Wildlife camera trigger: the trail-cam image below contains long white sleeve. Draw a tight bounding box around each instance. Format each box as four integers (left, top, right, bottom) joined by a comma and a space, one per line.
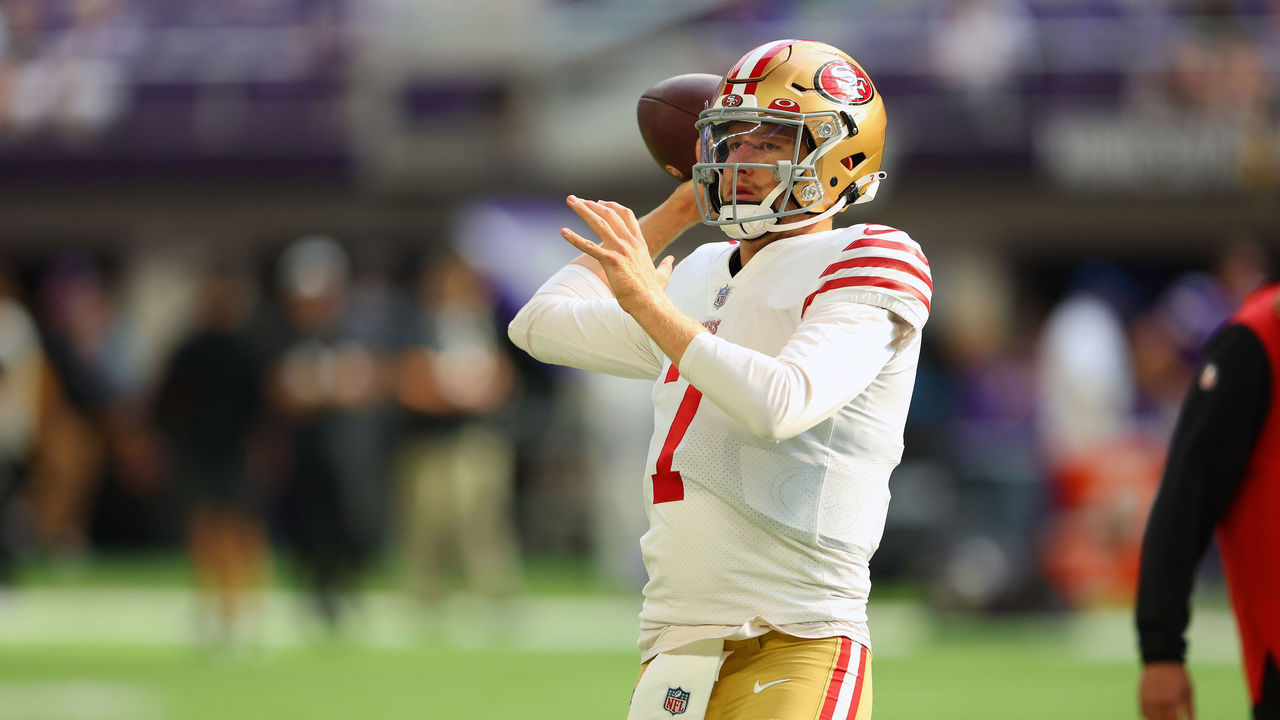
677, 301, 909, 442
508, 263, 664, 380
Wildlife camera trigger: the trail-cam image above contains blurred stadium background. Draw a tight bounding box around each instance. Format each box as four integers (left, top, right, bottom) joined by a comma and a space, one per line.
0, 0, 1275, 717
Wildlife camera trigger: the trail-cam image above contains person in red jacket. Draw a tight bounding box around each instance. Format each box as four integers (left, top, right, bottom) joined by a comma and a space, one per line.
1136, 283, 1280, 720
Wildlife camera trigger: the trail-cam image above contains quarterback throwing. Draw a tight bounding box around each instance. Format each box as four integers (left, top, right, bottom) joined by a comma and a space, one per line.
508, 39, 930, 720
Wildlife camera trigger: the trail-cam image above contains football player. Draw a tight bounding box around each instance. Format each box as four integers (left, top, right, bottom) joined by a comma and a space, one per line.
508, 39, 930, 720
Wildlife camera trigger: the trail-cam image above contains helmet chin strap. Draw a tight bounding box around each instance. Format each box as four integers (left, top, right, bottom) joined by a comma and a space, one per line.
716, 191, 850, 240
716, 170, 886, 240
717, 204, 774, 240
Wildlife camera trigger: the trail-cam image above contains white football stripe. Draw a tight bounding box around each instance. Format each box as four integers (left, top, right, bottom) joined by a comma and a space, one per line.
831, 648, 863, 719
823, 266, 933, 300
733, 40, 789, 80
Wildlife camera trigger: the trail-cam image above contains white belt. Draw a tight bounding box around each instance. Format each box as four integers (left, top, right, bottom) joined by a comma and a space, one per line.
627, 638, 731, 720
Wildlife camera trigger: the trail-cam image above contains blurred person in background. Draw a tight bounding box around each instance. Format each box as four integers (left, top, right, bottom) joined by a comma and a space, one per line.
153, 264, 268, 651
25, 252, 153, 558
927, 256, 1043, 612
1036, 263, 1139, 469
1036, 263, 1162, 607
0, 263, 41, 583
1128, 2, 1278, 195
391, 249, 521, 603
3, 0, 140, 144
266, 236, 391, 631
1136, 281, 1280, 720
1130, 237, 1268, 439
928, 0, 1036, 149
0, 0, 39, 136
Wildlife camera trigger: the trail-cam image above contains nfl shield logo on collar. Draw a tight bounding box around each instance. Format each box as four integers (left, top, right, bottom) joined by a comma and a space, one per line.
714, 284, 731, 309
664, 687, 690, 716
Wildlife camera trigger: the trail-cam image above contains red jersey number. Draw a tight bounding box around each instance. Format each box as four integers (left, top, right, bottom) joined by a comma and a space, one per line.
652, 367, 701, 504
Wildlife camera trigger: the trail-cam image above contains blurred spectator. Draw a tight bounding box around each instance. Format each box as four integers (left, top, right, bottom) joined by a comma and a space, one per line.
391, 249, 521, 602
1036, 263, 1138, 466
1132, 237, 1269, 439
4, 0, 141, 144
153, 265, 268, 650
25, 253, 145, 557
929, 0, 1036, 148
1157, 30, 1271, 120
1128, 10, 1279, 193
0, 264, 41, 582
1036, 263, 1162, 607
265, 236, 392, 630
930, 255, 1043, 610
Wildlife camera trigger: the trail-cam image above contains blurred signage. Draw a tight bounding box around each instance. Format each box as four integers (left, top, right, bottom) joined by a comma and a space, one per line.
1037, 114, 1279, 196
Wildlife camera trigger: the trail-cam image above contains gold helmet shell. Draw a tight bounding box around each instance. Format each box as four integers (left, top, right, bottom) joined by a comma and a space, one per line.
694, 40, 888, 239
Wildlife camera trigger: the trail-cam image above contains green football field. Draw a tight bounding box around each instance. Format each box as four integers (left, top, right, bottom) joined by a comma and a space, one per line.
0, 556, 1250, 719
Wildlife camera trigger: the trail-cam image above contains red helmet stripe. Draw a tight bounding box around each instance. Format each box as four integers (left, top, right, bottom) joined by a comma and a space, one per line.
725, 56, 750, 79
729, 39, 797, 96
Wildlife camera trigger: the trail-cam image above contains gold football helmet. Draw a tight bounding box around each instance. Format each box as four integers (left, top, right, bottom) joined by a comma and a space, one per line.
693, 39, 888, 240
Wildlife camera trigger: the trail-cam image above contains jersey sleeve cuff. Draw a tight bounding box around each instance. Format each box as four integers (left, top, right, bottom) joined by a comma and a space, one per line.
1139, 638, 1187, 664
677, 331, 717, 382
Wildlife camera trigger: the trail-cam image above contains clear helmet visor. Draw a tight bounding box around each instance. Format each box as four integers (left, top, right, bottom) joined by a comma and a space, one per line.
692, 110, 834, 231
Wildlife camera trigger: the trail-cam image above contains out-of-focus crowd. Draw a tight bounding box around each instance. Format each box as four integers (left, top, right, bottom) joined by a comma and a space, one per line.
0, 231, 1272, 632
0, 0, 345, 153
896, 236, 1273, 613
1, 0, 1277, 188
0, 237, 530, 645
0, 0, 1275, 655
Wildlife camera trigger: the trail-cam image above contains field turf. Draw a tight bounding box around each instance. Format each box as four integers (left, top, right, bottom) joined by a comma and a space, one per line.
0, 555, 1249, 719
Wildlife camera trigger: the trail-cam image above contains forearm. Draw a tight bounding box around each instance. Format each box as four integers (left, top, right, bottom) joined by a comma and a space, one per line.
675, 304, 905, 442
640, 182, 701, 258
623, 290, 707, 368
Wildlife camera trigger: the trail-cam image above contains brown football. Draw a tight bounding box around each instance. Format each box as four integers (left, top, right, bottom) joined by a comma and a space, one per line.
636, 73, 722, 181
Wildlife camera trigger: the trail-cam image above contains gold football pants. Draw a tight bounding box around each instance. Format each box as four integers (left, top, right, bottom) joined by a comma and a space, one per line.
636, 632, 872, 720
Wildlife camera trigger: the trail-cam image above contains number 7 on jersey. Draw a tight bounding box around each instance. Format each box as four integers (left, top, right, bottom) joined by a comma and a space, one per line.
652, 365, 701, 504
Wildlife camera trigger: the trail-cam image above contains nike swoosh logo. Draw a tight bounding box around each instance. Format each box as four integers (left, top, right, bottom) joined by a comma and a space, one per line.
753, 678, 792, 694
863, 225, 897, 235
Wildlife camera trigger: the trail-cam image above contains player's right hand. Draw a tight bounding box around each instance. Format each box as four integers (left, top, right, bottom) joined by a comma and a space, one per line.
562, 196, 671, 314
1139, 662, 1195, 720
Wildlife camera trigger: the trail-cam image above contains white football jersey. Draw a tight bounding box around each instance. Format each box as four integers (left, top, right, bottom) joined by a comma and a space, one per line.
508, 222, 931, 659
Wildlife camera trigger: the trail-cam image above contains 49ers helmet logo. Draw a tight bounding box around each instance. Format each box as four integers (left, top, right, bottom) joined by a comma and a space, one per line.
813, 60, 873, 105
721, 94, 744, 107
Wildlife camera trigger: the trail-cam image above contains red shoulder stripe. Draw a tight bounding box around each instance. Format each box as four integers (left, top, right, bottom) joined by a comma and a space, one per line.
820, 257, 933, 291
841, 237, 929, 267
802, 276, 931, 316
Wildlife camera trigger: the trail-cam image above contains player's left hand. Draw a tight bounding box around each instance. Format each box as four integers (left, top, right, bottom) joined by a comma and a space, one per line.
562, 195, 675, 314
1139, 662, 1195, 720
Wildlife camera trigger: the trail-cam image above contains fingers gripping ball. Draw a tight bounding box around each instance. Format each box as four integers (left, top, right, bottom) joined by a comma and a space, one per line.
636, 73, 721, 181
